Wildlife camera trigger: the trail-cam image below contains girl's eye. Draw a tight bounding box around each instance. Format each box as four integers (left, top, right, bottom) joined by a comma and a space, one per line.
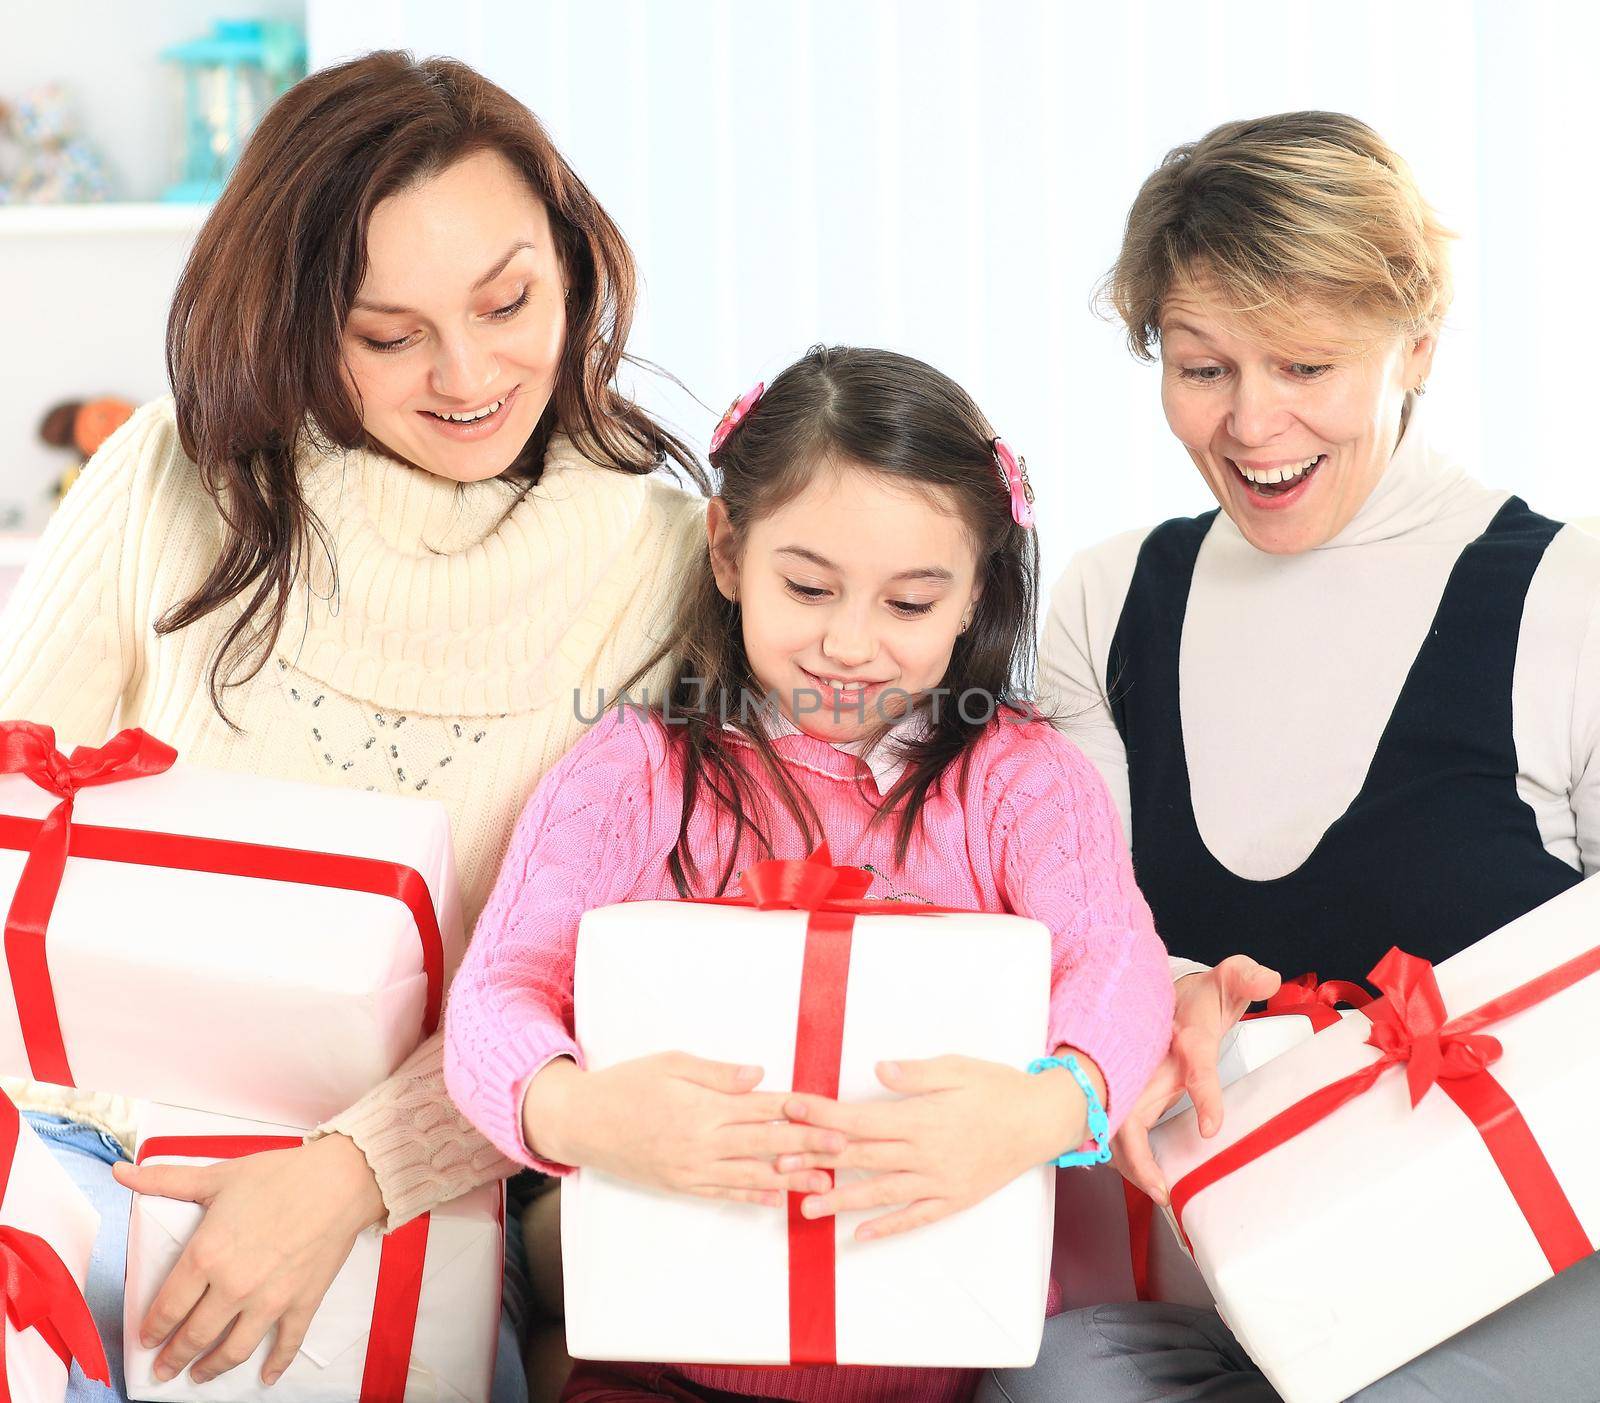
487, 288, 530, 320
1178, 364, 1227, 383
1288, 362, 1332, 379
784, 580, 829, 602
889, 600, 936, 618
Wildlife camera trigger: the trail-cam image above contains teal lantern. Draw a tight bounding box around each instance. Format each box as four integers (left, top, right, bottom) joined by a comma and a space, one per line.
162, 19, 306, 204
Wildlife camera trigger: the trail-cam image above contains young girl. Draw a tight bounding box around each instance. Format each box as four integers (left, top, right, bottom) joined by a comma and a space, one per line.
443, 346, 1175, 1403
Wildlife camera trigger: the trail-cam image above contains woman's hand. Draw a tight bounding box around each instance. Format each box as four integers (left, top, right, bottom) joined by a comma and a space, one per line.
779, 1054, 1089, 1241
522, 1052, 843, 1205
1113, 954, 1281, 1204
110, 1133, 385, 1387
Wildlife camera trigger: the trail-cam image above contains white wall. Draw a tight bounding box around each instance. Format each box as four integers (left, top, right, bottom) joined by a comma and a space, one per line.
309, 0, 1600, 591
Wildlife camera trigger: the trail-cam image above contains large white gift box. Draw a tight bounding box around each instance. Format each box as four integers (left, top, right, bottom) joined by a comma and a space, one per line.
0, 724, 463, 1127
124, 1105, 503, 1403
0, 1091, 105, 1401
1053, 993, 1365, 1311
562, 863, 1056, 1368
1149, 878, 1600, 1403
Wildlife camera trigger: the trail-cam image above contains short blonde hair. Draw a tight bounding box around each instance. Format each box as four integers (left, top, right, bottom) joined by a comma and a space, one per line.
1105, 111, 1453, 359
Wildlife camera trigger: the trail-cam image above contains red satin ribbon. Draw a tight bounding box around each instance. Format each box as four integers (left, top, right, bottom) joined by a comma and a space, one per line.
136, 1134, 431, 1403
0, 721, 446, 1087
0, 1093, 110, 1397
1169, 945, 1599, 1275
1242, 972, 1374, 1033
684, 845, 957, 1365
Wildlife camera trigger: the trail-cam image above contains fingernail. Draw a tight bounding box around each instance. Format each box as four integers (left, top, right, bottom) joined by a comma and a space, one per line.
153, 1365, 173, 1382
785, 1099, 807, 1120
857, 1225, 876, 1241
1201, 1116, 1216, 1135
778, 1155, 800, 1172
879, 1060, 901, 1078
740, 1065, 761, 1080
191, 1374, 209, 1386
801, 1196, 821, 1218
263, 1372, 279, 1387
140, 1333, 157, 1350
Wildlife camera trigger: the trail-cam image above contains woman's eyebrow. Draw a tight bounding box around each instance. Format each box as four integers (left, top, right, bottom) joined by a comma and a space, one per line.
352, 241, 537, 315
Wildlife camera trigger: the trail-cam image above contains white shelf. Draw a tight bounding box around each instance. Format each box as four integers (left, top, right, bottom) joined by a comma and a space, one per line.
0, 203, 210, 237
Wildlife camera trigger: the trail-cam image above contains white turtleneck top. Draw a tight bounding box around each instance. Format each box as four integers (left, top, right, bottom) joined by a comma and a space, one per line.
1041, 400, 1600, 975
0, 397, 707, 1225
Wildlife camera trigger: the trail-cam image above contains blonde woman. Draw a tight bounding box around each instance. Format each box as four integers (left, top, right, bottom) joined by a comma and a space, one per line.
999, 112, 1600, 1400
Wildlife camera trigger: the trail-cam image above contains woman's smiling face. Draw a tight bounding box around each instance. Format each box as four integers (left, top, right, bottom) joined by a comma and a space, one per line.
341, 148, 568, 483
1158, 281, 1434, 554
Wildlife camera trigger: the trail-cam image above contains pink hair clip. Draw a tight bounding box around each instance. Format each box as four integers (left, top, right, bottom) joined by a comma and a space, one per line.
993, 437, 1035, 529
710, 381, 766, 453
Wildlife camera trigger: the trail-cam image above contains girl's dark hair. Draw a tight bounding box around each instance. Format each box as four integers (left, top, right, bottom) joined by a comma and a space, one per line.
630, 344, 1039, 896
161, 50, 707, 719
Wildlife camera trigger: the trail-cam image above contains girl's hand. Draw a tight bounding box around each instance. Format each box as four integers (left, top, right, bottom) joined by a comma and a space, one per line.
779, 1055, 1089, 1241
110, 1133, 384, 1387
1113, 954, 1281, 1204
523, 1052, 843, 1205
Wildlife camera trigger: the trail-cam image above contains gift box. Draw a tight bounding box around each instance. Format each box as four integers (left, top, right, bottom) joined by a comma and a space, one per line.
124, 1105, 503, 1403
1053, 981, 1368, 1312
1148, 880, 1600, 1403
0, 1090, 108, 1401
0, 723, 463, 1127
561, 847, 1056, 1368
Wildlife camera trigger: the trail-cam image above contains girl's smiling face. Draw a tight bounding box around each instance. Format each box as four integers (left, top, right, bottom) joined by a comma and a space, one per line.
708, 461, 983, 742
341, 148, 568, 483
1159, 280, 1434, 554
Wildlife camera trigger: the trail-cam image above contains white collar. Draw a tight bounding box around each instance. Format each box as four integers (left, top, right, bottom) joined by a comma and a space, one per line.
743, 708, 928, 797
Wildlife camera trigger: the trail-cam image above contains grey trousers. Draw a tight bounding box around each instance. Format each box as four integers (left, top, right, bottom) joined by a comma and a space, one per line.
978, 1250, 1600, 1403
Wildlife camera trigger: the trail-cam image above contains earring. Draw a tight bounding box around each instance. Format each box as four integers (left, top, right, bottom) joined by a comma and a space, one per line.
1414, 380, 1428, 397
959, 611, 973, 634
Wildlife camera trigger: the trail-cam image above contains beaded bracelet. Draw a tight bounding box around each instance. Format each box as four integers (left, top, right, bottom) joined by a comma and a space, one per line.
1027, 1054, 1112, 1168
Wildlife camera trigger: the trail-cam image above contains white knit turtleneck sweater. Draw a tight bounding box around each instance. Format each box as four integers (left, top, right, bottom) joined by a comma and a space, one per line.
0, 398, 707, 1226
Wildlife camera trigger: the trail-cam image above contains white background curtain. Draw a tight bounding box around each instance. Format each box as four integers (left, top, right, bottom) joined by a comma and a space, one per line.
302, 0, 1600, 586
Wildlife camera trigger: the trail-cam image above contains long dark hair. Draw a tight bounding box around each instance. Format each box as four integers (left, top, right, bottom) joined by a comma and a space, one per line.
161, 50, 707, 720
629, 345, 1039, 896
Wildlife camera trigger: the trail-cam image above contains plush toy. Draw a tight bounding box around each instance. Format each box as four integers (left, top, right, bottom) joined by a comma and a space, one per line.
38, 396, 135, 499
0, 84, 111, 205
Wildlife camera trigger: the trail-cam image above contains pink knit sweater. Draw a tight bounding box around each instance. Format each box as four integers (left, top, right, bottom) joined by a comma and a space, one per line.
445, 708, 1173, 1403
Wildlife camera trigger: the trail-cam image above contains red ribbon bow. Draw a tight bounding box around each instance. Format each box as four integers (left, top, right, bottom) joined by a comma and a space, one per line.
0, 725, 176, 1086
0, 1225, 110, 1399
1251, 972, 1373, 1033
1169, 944, 1599, 1276
738, 843, 872, 911
0, 1094, 108, 1398
1362, 949, 1504, 1106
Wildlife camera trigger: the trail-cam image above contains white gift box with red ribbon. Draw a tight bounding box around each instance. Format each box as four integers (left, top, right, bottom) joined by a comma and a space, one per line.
1149, 878, 1600, 1403
123, 1105, 502, 1403
561, 850, 1056, 1368
0, 1091, 107, 1403
1051, 1003, 1349, 1310
0, 723, 463, 1128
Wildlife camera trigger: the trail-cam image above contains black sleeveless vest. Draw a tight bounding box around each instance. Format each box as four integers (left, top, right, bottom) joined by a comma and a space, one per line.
1107, 497, 1582, 979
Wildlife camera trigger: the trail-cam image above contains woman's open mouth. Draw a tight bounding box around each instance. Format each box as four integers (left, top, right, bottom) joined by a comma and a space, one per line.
1231, 453, 1326, 504
418, 386, 518, 440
